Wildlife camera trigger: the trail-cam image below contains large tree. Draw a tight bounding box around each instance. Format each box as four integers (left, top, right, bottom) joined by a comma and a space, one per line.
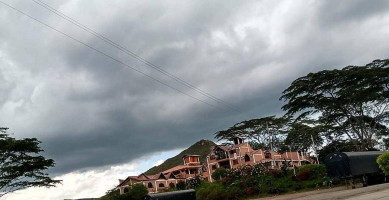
280, 59, 389, 150
215, 116, 290, 151
0, 127, 61, 197
284, 121, 324, 151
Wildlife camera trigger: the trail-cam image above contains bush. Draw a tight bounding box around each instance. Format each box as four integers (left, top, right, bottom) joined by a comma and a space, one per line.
212, 167, 228, 181
296, 164, 326, 181
176, 180, 186, 190
296, 167, 313, 181
239, 164, 266, 177
187, 176, 202, 189
100, 184, 148, 200
196, 182, 242, 200
377, 151, 389, 175
128, 184, 148, 200
100, 188, 121, 200
270, 170, 284, 178
198, 164, 329, 199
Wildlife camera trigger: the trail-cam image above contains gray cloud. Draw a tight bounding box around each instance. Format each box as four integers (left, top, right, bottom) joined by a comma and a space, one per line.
1, 0, 389, 175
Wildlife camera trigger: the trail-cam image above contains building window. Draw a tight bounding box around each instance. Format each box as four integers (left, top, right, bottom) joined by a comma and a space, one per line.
124, 187, 129, 193
244, 154, 250, 162
159, 183, 165, 187
148, 182, 153, 188
265, 152, 271, 159
212, 165, 217, 170
169, 182, 175, 188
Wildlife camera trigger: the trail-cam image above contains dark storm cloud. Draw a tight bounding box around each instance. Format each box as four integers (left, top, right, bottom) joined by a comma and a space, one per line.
316, 0, 389, 26
1, 0, 389, 174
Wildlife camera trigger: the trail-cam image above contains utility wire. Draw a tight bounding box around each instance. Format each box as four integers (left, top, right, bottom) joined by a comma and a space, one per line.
0, 0, 228, 110
31, 0, 246, 115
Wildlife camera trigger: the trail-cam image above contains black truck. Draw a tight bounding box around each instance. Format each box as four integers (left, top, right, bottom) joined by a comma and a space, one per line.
325, 151, 386, 187
142, 189, 196, 200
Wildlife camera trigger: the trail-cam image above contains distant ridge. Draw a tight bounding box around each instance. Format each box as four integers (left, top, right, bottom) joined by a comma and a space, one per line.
144, 139, 216, 175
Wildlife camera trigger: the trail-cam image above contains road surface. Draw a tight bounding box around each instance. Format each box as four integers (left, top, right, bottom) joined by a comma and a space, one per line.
253, 183, 389, 200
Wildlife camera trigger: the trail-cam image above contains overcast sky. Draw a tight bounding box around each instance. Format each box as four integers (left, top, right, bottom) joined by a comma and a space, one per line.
1, 0, 389, 199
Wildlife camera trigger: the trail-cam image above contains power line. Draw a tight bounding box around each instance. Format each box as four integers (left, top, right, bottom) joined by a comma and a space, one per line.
30, 0, 246, 114
0, 0, 228, 111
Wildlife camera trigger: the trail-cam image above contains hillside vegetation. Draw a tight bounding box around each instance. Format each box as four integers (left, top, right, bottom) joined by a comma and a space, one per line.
144, 139, 215, 175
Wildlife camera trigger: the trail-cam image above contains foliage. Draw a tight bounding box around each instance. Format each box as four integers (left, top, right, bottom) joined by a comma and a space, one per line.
239, 164, 266, 177
296, 164, 326, 181
196, 182, 240, 200
280, 59, 389, 150
211, 167, 227, 181
0, 127, 61, 197
248, 141, 265, 150
377, 151, 389, 175
100, 188, 121, 200
186, 176, 202, 189
285, 122, 324, 151
176, 180, 186, 190
197, 164, 330, 200
215, 116, 291, 151
144, 140, 215, 175
169, 182, 175, 189
129, 184, 148, 199
100, 184, 148, 200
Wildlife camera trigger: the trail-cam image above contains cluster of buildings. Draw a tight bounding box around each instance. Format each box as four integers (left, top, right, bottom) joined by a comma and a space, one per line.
118, 137, 315, 194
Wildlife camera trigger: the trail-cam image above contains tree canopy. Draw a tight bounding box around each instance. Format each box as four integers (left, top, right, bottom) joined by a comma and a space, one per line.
215, 116, 290, 151
284, 122, 323, 151
0, 127, 61, 197
280, 59, 389, 150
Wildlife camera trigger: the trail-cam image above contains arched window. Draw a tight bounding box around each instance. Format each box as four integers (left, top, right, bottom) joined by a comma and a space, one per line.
244, 154, 250, 162
124, 187, 129, 193
158, 183, 165, 187
265, 151, 271, 159
169, 182, 175, 188
148, 182, 153, 188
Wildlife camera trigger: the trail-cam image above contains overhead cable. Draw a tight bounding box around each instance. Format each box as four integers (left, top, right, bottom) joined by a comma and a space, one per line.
0, 0, 228, 110
31, 0, 246, 114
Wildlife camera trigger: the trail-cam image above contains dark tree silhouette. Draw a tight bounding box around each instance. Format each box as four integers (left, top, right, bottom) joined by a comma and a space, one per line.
0, 127, 61, 197
280, 59, 389, 150
215, 116, 291, 151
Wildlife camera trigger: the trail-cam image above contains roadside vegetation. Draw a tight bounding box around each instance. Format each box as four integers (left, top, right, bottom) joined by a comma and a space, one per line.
196, 164, 329, 200
377, 151, 389, 175
100, 184, 148, 200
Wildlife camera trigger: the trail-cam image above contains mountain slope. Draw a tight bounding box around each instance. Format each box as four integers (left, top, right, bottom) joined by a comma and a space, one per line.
144, 139, 216, 175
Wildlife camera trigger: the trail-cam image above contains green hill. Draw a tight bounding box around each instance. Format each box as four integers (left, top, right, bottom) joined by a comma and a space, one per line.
144, 139, 216, 175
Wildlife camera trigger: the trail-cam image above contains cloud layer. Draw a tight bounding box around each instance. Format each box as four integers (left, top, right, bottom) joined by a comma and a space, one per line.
2, 149, 181, 199
1, 0, 389, 177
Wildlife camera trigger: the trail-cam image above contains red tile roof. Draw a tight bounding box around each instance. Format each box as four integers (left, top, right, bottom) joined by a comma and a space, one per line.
162, 165, 201, 174
216, 145, 231, 151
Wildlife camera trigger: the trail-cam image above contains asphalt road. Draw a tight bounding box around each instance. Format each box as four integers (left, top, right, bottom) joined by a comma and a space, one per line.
254, 183, 389, 200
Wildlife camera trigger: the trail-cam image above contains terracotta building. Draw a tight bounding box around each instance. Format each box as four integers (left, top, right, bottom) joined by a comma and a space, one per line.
118, 155, 203, 194
205, 137, 315, 182
118, 138, 316, 193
